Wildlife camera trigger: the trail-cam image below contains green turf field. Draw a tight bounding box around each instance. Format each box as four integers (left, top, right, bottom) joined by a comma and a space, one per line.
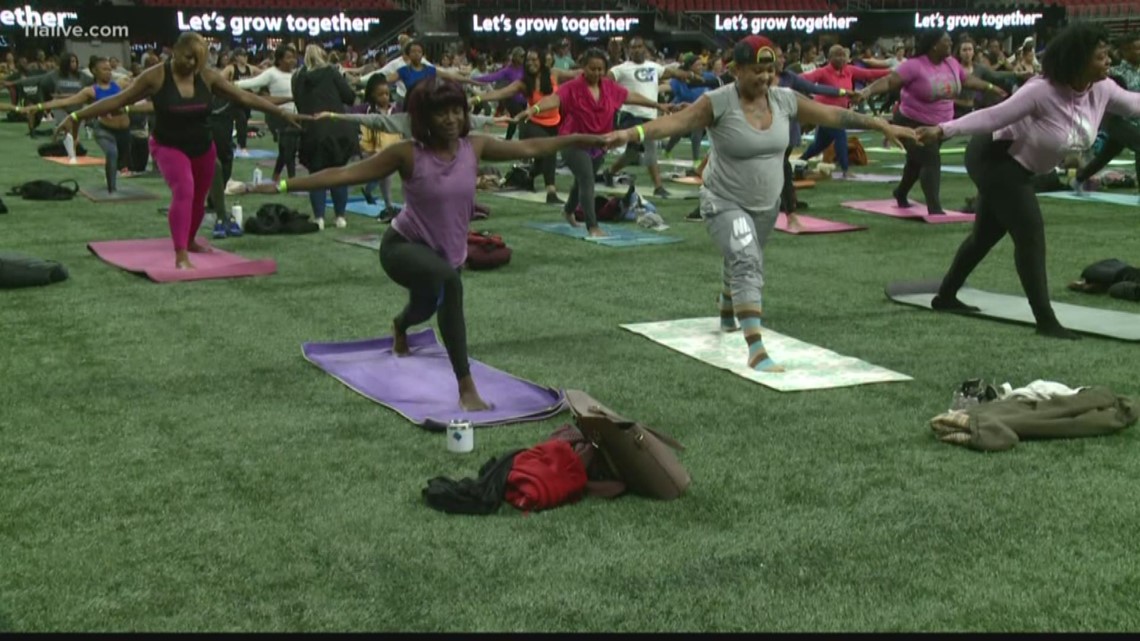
2, 108, 1139, 632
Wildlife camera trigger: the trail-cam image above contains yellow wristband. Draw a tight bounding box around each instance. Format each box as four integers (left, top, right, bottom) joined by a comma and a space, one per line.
532, 105, 541, 114
839, 89, 847, 96
124, 106, 131, 114
37, 103, 43, 111
278, 179, 288, 193
636, 125, 646, 143
70, 112, 79, 122
330, 113, 337, 120
987, 83, 994, 91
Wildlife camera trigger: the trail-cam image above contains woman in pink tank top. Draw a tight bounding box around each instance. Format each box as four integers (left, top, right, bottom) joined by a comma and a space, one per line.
256, 78, 603, 411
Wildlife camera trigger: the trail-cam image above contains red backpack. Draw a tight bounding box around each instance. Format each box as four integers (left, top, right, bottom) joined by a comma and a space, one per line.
465, 231, 511, 270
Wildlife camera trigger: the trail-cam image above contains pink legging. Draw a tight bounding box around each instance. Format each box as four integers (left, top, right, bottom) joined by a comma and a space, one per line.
150, 138, 217, 251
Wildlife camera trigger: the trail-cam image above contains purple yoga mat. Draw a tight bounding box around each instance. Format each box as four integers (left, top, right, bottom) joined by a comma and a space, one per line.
776, 213, 866, 235
842, 200, 974, 224
87, 238, 277, 282
834, 173, 901, 183
302, 328, 567, 431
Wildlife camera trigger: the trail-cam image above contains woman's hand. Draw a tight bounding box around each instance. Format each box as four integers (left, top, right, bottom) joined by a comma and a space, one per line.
314, 111, 336, 120
511, 109, 532, 124
282, 112, 308, 128
601, 128, 638, 149
53, 116, 74, 138
914, 126, 943, 146
247, 182, 278, 194
987, 83, 1009, 98
880, 123, 919, 148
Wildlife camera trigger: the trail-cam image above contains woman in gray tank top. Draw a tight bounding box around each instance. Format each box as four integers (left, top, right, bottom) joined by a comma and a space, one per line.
604, 35, 918, 373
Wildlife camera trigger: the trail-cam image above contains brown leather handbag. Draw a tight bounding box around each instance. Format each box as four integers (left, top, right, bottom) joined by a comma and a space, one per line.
566, 390, 690, 500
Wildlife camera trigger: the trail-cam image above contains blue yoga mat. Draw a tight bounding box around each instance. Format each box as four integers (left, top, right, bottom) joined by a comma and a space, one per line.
1039, 191, 1139, 207
345, 201, 403, 218
526, 221, 682, 247
885, 163, 969, 175
237, 149, 278, 159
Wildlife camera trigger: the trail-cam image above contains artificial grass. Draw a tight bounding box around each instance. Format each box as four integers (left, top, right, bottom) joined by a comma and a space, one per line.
1, 110, 1139, 632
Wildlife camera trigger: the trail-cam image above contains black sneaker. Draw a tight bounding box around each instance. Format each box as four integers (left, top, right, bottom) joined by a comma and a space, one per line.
685, 208, 702, 222
654, 186, 671, 199
361, 188, 376, 205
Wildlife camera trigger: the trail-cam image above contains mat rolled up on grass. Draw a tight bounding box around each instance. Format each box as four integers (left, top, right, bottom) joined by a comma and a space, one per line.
776, 213, 866, 235
234, 149, 277, 159
302, 328, 567, 430
43, 156, 104, 167
345, 200, 404, 218
1038, 191, 1139, 208
885, 280, 1140, 341
843, 200, 974, 223
832, 173, 901, 183
87, 238, 277, 283
526, 221, 682, 247
80, 184, 157, 203
620, 318, 912, 392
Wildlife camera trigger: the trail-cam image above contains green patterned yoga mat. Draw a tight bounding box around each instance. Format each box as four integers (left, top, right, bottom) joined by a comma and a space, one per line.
620, 318, 912, 392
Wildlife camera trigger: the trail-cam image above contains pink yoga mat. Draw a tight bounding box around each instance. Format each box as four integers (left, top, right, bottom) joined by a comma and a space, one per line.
842, 200, 974, 224
87, 238, 277, 283
776, 213, 866, 235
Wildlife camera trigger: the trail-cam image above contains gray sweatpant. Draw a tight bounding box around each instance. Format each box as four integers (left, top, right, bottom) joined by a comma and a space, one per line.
699, 191, 779, 307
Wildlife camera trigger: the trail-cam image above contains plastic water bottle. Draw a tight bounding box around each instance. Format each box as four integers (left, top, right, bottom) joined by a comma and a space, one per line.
252, 167, 263, 184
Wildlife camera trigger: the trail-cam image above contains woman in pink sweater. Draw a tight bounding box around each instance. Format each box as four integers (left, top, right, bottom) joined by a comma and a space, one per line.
916, 23, 1140, 340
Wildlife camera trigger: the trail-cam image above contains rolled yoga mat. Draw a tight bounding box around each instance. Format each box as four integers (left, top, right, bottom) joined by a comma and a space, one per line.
831, 173, 901, 183
885, 280, 1140, 341
487, 190, 562, 206
87, 237, 277, 283
884, 163, 969, 175
302, 328, 568, 430
620, 317, 912, 392
843, 199, 974, 223
526, 221, 682, 247
343, 198, 402, 218
776, 213, 866, 235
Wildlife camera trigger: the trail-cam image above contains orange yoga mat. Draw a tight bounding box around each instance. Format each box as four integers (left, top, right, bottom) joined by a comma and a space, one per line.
43, 155, 104, 167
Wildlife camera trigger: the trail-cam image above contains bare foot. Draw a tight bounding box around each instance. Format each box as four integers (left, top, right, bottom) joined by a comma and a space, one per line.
588, 227, 607, 238
460, 390, 492, 412
174, 250, 194, 270
392, 321, 410, 356
188, 240, 213, 254
458, 375, 492, 411
563, 211, 580, 227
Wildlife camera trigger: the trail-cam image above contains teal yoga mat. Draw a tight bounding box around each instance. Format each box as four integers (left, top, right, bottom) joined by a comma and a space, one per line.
884, 163, 969, 175
886, 281, 1140, 341
525, 222, 682, 247
1039, 191, 1139, 208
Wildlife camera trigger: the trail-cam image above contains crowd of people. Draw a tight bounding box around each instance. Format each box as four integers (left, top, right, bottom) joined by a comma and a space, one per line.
1, 23, 1138, 408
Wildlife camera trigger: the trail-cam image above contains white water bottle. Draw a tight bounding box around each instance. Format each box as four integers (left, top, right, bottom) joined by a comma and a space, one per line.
63, 132, 77, 164
252, 167, 263, 184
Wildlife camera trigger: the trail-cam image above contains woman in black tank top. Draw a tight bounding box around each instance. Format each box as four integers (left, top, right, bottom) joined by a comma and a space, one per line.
65, 32, 305, 270
226, 49, 253, 152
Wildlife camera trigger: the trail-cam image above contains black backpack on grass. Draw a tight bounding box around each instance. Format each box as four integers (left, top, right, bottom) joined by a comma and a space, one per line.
7, 180, 80, 201
37, 141, 88, 157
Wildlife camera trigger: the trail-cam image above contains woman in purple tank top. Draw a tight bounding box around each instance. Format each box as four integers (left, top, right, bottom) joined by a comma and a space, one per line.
63, 33, 304, 270
256, 78, 603, 411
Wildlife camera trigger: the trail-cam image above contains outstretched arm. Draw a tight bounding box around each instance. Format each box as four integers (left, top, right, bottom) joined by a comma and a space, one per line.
32, 86, 94, 112
609, 95, 713, 146
261, 142, 412, 192
962, 74, 1008, 98
795, 94, 917, 147
859, 71, 903, 99
69, 67, 158, 121
624, 91, 669, 113
320, 111, 411, 136
204, 69, 300, 125
471, 79, 525, 105
474, 133, 603, 162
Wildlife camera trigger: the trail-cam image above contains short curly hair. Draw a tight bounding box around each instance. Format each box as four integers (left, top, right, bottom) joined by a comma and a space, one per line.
1042, 22, 1109, 87
405, 77, 470, 144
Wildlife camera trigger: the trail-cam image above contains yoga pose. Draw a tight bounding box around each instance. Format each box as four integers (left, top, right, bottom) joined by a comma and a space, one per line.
515, 48, 674, 237
916, 23, 1140, 339
605, 37, 700, 199
354, 74, 402, 219
18, 58, 144, 193
222, 48, 254, 156
62, 33, 303, 269
472, 48, 582, 204
235, 45, 300, 182
797, 45, 890, 178
860, 29, 1007, 215
1073, 32, 1140, 201
605, 36, 916, 371
258, 78, 603, 410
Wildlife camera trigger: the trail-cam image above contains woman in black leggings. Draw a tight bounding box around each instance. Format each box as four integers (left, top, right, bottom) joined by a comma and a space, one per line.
916, 23, 1140, 339
472, 48, 581, 205
255, 78, 602, 410
860, 29, 1006, 215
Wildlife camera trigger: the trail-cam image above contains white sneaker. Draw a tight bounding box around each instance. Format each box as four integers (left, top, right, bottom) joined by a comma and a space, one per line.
316, 218, 325, 231
335, 216, 347, 229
